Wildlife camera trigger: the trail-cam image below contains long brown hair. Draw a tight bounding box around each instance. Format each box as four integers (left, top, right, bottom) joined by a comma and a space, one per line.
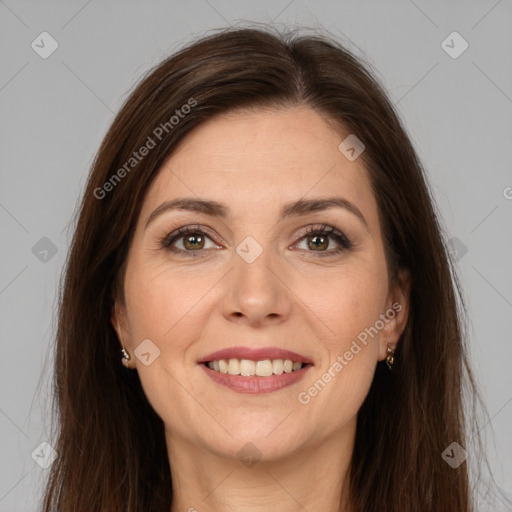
42, 25, 491, 511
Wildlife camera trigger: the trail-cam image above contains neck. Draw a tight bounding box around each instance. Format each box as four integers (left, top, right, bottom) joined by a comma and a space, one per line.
166, 419, 355, 512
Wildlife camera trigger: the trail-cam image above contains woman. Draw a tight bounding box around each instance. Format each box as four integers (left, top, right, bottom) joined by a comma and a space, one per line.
42, 26, 489, 511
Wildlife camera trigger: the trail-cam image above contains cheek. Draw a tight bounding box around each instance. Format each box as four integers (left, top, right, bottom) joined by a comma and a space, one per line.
122, 261, 214, 431
296, 258, 387, 418
320, 285, 381, 390
124, 257, 215, 344
312, 261, 389, 351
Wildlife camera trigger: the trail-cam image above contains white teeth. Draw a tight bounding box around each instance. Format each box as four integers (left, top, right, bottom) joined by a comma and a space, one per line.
228, 358, 240, 375
219, 359, 228, 374
256, 360, 273, 377
272, 359, 284, 374
206, 358, 304, 376
240, 359, 255, 376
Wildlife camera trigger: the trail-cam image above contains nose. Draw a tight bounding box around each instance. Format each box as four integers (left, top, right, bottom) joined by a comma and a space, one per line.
220, 243, 292, 327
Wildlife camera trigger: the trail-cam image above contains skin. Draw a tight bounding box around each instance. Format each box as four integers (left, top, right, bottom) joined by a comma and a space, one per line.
112, 105, 409, 512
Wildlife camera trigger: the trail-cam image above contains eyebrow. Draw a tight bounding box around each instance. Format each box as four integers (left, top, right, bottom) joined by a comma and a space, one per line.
145, 196, 369, 230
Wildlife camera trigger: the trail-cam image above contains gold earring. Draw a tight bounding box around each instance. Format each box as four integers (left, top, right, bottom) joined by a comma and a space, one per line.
117, 320, 132, 369
121, 347, 131, 368
386, 343, 395, 371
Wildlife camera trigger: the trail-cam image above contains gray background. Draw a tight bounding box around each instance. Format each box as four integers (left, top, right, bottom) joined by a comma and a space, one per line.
1, 1, 511, 510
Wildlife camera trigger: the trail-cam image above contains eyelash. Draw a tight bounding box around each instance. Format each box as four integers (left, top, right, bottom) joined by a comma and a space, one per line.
159, 223, 352, 258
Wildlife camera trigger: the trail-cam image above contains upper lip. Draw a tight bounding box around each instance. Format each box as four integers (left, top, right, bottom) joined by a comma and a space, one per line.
197, 346, 313, 365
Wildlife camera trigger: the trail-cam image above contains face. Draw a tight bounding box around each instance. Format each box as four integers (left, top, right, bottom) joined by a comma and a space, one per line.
112, 105, 409, 461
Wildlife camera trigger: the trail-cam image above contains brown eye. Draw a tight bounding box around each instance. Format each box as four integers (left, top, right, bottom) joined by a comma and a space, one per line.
306, 234, 329, 251
181, 232, 205, 250
161, 225, 219, 256
295, 225, 352, 257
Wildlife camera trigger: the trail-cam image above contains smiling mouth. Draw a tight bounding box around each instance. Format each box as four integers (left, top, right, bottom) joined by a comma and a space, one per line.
203, 358, 310, 377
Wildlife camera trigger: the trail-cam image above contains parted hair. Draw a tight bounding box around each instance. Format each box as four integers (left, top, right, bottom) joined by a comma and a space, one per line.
42, 25, 488, 511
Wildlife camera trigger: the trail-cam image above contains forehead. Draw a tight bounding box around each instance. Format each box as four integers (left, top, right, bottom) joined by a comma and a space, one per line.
139, 106, 376, 223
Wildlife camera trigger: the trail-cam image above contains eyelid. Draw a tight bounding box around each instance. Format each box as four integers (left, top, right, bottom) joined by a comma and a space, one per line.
292, 223, 352, 252
159, 222, 352, 256
160, 224, 221, 248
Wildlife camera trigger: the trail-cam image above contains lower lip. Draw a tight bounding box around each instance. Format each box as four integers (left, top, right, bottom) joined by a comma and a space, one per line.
200, 363, 312, 394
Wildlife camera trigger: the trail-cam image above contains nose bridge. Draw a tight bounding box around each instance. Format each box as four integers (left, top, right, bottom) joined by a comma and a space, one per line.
223, 233, 290, 323
234, 233, 277, 298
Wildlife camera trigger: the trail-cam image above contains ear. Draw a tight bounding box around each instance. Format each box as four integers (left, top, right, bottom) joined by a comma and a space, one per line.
378, 268, 410, 361
111, 300, 134, 368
